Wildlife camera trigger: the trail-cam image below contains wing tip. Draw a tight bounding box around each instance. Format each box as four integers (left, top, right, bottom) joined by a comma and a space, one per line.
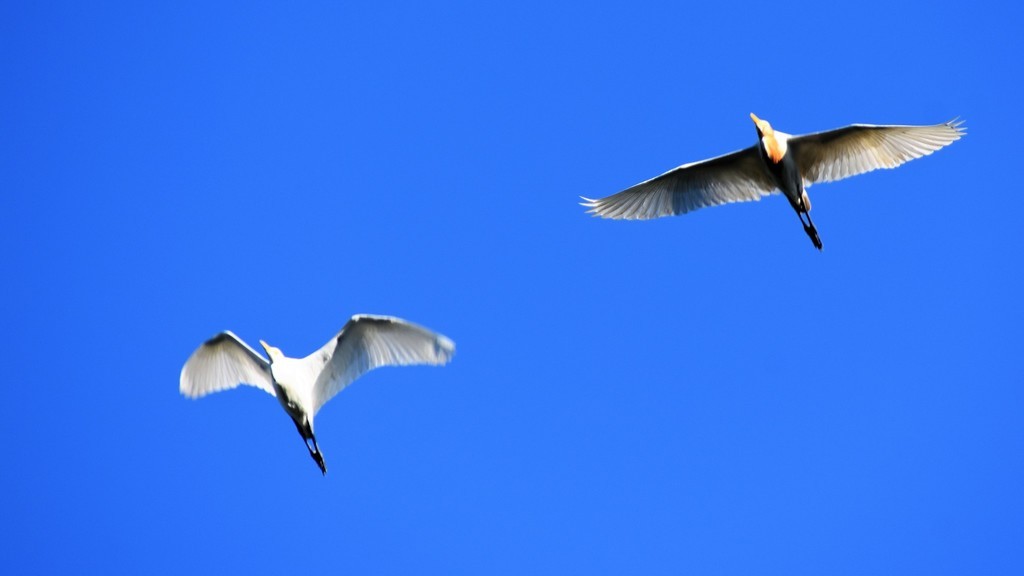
579, 195, 644, 220
179, 351, 201, 398
579, 196, 607, 218
178, 372, 201, 399
434, 334, 456, 363
946, 117, 967, 136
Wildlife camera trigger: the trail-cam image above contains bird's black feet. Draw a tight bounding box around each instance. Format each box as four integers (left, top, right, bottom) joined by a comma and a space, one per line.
804, 223, 823, 251
291, 414, 329, 476
303, 435, 328, 475
796, 209, 823, 251
311, 450, 327, 475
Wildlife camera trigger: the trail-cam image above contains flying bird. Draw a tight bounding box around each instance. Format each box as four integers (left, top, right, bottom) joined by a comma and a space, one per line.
582, 114, 965, 250
180, 314, 455, 475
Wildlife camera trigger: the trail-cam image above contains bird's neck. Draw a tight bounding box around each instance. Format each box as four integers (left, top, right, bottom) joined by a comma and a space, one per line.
762, 131, 788, 163
270, 356, 317, 411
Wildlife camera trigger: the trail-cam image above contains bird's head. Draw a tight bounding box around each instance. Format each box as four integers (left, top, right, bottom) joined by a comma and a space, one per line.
751, 113, 786, 163
750, 113, 773, 138
259, 340, 284, 363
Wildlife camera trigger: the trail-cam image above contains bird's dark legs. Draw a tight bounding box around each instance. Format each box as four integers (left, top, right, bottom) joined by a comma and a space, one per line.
795, 209, 823, 251
291, 417, 328, 475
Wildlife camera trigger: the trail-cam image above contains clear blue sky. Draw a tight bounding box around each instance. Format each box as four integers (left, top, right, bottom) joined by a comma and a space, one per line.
2, 1, 1021, 574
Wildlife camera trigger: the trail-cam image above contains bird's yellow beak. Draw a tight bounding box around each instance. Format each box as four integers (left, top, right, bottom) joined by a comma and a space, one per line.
750, 112, 771, 134
260, 340, 283, 362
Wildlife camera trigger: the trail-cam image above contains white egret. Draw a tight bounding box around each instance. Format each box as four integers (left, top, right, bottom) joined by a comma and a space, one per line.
180, 314, 455, 475
582, 114, 965, 250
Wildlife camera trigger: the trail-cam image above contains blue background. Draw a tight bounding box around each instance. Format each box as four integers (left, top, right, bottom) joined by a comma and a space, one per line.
2, 1, 1021, 574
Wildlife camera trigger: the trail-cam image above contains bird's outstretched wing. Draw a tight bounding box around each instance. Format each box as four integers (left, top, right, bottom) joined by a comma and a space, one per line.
180, 331, 275, 398
581, 146, 777, 220
790, 119, 965, 185
306, 315, 455, 414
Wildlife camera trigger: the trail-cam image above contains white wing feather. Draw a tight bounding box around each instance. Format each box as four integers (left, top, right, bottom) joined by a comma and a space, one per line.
180, 331, 275, 398
306, 315, 455, 414
581, 146, 777, 220
791, 119, 965, 185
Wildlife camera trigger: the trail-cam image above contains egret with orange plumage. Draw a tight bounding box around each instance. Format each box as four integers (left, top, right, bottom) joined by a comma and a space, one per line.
582, 114, 965, 250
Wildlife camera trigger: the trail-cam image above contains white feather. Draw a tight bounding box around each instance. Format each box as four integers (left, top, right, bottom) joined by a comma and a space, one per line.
179, 331, 274, 398
306, 315, 456, 415
790, 119, 965, 184
581, 146, 778, 220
